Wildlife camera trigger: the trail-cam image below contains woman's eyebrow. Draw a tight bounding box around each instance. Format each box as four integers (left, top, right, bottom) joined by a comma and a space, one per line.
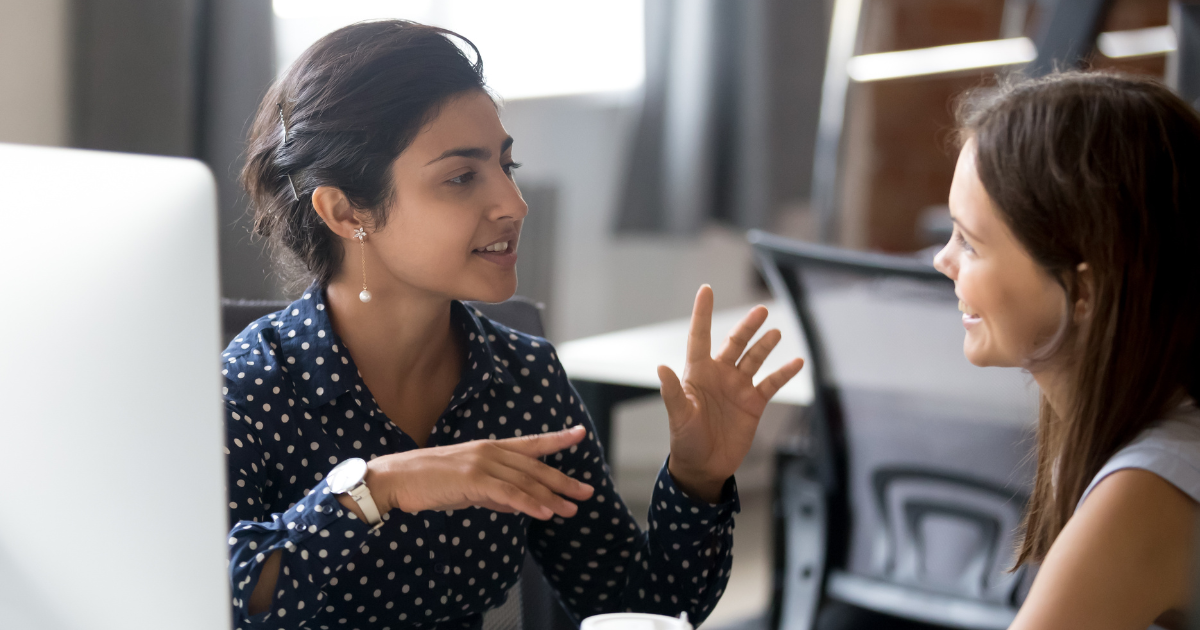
425, 136, 514, 166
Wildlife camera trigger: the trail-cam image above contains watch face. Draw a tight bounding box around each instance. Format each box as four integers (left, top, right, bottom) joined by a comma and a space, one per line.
326, 457, 367, 494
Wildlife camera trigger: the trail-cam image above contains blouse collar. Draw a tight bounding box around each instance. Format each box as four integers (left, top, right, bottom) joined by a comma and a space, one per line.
271, 283, 508, 411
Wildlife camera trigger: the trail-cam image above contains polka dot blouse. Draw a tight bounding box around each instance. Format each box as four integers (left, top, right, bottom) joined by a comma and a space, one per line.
222, 285, 740, 629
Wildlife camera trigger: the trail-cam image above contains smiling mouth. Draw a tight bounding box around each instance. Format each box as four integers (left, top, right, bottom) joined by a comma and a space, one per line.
958, 299, 981, 319
474, 241, 512, 254
477, 241, 509, 253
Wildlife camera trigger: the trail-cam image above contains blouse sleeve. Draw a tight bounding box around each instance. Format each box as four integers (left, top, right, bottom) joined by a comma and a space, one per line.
525, 347, 740, 625
222, 356, 429, 629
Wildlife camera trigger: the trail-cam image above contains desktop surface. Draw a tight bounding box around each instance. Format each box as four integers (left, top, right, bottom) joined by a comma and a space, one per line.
557, 301, 814, 406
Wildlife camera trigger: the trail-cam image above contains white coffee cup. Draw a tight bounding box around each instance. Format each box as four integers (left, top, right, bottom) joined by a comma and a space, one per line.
580, 612, 693, 630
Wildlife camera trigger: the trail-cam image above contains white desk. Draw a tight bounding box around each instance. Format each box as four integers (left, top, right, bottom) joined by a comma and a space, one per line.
558, 302, 814, 406
557, 290, 1038, 450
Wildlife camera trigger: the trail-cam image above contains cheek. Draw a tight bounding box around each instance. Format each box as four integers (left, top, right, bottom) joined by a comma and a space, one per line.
380, 210, 475, 275
955, 260, 990, 313
962, 260, 1064, 361
956, 260, 1022, 363
1022, 281, 1069, 346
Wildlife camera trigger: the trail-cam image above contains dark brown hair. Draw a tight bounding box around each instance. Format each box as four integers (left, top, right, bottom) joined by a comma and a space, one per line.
956, 71, 1200, 565
242, 20, 487, 289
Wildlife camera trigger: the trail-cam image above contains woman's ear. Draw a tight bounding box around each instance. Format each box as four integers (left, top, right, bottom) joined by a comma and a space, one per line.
1073, 262, 1094, 325
311, 185, 363, 240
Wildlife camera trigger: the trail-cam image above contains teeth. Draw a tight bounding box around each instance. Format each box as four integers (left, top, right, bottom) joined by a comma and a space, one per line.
484, 241, 507, 252
958, 299, 978, 317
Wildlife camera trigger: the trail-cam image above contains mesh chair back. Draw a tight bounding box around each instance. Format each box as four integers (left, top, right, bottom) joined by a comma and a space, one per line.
750, 232, 1038, 629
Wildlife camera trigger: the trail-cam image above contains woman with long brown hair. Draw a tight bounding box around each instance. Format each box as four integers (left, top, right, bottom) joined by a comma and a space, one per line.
934, 71, 1200, 629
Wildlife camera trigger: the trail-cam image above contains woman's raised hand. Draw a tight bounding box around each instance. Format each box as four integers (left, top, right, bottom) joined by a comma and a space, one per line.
362, 426, 595, 520
658, 285, 804, 503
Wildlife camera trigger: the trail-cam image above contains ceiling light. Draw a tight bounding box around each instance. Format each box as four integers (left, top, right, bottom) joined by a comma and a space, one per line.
1097, 25, 1176, 58
846, 37, 1037, 83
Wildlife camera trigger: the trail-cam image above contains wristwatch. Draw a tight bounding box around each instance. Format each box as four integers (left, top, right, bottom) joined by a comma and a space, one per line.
326, 457, 384, 530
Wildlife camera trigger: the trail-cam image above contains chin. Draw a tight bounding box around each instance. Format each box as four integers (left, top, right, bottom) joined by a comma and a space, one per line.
963, 348, 988, 367
963, 338, 998, 368
461, 278, 517, 304
963, 341, 1022, 369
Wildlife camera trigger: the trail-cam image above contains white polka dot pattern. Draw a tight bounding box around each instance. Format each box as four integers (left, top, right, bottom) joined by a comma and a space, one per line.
222, 284, 738, 629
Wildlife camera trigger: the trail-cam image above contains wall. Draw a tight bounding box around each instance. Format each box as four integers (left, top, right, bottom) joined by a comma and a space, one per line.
841, 0, 1171, 253
0, 0, 69, 146
499, 92, 768, 343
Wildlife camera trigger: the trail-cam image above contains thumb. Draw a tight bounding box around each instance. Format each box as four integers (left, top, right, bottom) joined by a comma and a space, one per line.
657, 365, 689, 420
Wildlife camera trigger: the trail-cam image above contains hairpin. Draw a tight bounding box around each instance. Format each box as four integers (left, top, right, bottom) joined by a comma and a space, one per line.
278, 104, 301, 202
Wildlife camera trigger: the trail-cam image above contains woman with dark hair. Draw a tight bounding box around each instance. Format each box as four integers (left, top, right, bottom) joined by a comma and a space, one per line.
224, 20, 803, 629
935, 71, 1200, 629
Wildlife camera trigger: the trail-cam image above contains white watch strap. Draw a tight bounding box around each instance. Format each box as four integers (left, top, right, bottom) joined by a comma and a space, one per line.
347, 481, 383, 530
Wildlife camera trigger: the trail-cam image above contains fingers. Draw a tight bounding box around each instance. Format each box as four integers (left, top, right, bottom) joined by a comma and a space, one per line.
480, 476, 561, 520
495, 425, 586, 458
476, 452, 592, 520
657, 364, 688, 420
467, 432, 596, 520
736, 328, 781, 376
495, 447, 595, 502
755, 357, 805, 401
715, 305, 768, 364
686, 285, 715, 363
393, 433, 596, 519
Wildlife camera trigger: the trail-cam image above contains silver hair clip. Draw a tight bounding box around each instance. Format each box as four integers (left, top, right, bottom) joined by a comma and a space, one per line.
278, 104, 300, 202
285, 174, 300, 202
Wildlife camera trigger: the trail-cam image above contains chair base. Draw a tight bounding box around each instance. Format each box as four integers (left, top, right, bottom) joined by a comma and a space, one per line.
825, 572, 1016, 630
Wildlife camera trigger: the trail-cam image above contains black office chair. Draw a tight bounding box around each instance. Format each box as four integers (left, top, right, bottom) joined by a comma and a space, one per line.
748, 231, 1038, 630
221, 295, 576, 630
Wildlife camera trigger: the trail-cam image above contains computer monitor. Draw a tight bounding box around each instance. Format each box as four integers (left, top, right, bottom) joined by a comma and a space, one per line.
0, 143, 229, 630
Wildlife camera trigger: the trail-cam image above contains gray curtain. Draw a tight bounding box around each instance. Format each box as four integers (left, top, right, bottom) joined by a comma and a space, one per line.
71, 0, 279, 300
616, 0, 830, 234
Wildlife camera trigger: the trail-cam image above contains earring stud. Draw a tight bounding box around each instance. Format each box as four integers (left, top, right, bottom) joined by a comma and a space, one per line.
354, 227, 371, 303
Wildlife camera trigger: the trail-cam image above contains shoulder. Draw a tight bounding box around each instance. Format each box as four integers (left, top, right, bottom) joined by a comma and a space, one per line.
465, 304, 565, 379
1079, 467, 1198, 533
219, 308, 295, 408
462, 305, 587, 424
1013, 405, 1200, 628
1013, 469, 1197, 629
1078, 404, 1200, 509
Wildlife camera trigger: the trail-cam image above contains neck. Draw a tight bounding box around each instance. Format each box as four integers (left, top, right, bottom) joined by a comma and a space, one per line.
323, 275, 460, 385
1032, 364, 1073, 419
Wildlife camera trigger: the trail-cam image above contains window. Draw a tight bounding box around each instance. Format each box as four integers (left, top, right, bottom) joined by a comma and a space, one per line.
273, 0, 645, 100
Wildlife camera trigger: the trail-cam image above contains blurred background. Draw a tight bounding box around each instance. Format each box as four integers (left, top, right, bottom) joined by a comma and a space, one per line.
0, 0, 1177, 628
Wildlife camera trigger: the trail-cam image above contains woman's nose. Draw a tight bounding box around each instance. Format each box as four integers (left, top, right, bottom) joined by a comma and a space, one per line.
509, 190, 529, 221
492, 179, 528, 222
933, 243, 956, 280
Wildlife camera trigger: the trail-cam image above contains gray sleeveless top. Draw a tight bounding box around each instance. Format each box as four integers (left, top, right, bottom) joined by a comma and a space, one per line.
1075, 403, 1200, 630
1077, 401, 1200, 511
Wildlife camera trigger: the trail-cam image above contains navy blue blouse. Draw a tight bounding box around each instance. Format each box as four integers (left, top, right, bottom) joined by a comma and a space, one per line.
222, 285, 740, 629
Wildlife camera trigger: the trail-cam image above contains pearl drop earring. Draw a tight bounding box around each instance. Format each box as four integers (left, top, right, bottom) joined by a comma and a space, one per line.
354, 227, 371, 303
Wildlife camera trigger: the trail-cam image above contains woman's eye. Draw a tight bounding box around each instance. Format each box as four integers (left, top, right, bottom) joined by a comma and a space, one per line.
956, 230, 975, 253
503, 161, 522, 177
449, 171, 476, 185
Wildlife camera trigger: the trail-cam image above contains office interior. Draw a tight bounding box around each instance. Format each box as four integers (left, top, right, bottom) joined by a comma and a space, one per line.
1, 1, 1195, 629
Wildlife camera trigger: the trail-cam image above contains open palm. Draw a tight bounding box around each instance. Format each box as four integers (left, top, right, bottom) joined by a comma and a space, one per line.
657, 285, 804, 502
